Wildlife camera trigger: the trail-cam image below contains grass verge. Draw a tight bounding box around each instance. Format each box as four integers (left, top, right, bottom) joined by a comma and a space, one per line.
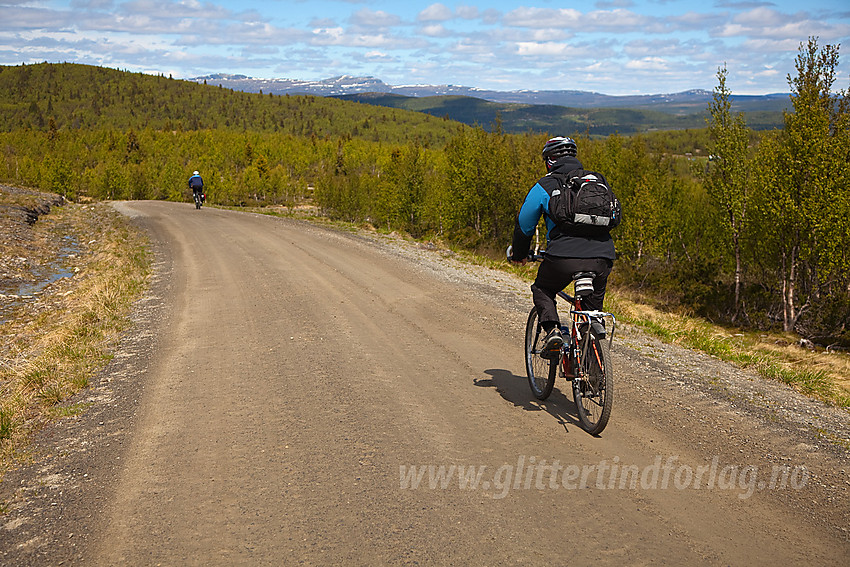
0, 200, 150, 475
603, 289, 850, 408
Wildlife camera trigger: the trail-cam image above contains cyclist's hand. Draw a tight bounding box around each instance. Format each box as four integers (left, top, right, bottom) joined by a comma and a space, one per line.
507, 245, 527, 265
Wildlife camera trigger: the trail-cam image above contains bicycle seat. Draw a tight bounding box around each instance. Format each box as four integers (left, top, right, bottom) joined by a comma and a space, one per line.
573, 272, 596, 296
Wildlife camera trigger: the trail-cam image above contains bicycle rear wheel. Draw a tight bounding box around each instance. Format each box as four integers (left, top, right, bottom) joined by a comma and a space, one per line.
572, 332, 613, 434
525, 307, 557, 400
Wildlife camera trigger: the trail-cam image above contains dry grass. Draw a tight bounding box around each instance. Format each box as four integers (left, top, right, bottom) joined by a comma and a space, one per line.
0, 201, 150, 472
606, 288, 850, 408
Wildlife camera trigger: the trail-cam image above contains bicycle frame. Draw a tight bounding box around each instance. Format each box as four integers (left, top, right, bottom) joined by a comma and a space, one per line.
514, 243, 616, 433
555, 289, 616, 380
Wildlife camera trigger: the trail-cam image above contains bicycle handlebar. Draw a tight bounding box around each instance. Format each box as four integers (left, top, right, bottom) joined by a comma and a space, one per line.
506, 245, 545, 263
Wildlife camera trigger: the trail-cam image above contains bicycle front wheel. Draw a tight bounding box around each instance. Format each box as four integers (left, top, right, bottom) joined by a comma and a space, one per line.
525, 307, 556, 400
573, 333, 613, 435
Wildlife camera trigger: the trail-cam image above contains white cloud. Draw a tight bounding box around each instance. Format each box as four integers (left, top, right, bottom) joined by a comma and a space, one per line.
364, 50, 393, 61
70, 0, 114, 8
524, 28, 571, 42
667, 11, 726, 30
417, 3, 452, 23
740, 37, 807, 53
582, 61, 607, 72
451, 38, 497, 56
716, 23, 747, 38
310, 27, 344, 45
2, 7, 76, 31
455, 6, 479, 20
479, 8, 501, 25
349, 9, 402, 29
754, 67, 781, 78
421, 24, 450, 38
515, 42, 570, 57
1, 0, 848, 94
505, 7, 657, 32
734, 7, 785, 26
503, 8, 583, 29
583, 9, 651, 29
119, 0, 233, 21
349, 34, 396, 48
626, 57, 669, 71
624, 39, 682, 57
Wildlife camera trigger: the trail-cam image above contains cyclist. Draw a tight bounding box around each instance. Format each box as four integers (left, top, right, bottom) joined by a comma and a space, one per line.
188, 170, 205, 204
510, 136, 618, 357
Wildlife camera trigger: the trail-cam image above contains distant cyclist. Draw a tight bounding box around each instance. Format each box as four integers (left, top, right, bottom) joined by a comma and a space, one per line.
510, 137, 619, 356
188, 170, 205, 205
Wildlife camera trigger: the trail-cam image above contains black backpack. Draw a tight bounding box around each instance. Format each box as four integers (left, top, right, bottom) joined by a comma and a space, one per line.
548, 169, 621, 235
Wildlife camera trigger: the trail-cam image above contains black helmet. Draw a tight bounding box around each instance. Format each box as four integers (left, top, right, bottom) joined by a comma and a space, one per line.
542, 137, 577, 167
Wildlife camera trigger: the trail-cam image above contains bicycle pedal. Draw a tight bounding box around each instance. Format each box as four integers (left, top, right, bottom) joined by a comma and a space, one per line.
540, 348, 561, 360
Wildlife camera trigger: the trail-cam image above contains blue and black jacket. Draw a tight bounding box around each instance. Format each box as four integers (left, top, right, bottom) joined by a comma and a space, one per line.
511, 156, 617, 261
189, 174, 204, 192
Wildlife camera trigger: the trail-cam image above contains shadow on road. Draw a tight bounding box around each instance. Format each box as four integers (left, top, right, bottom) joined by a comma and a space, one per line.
475, 369, 582, 433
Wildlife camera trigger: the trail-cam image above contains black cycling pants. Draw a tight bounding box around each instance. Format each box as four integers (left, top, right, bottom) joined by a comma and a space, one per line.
531, 256, 613, 326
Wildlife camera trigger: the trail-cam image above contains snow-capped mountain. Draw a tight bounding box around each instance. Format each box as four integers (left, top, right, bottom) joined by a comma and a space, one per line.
188, 74, 789, 112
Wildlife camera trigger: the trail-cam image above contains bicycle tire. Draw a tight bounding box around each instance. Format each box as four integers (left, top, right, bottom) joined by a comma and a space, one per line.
572, 331, 613, 435
525, 307, 557, 400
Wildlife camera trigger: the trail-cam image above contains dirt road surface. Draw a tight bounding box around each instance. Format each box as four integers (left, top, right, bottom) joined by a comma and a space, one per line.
2, 201, 849, 565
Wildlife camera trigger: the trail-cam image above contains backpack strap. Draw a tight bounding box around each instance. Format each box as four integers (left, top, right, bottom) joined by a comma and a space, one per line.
549, 168, 586, 191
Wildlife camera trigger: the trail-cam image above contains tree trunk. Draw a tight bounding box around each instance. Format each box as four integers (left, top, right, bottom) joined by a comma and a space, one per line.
783, 243, 799, 333
781, 251, 788, 330
733, 229, 742, 321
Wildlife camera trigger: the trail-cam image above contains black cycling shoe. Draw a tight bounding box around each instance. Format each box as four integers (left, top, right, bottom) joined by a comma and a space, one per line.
540, 328, 563, 360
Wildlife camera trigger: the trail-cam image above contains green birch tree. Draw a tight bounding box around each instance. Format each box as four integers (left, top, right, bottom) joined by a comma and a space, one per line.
706, 65, 751, 319
752, 37, 850, 334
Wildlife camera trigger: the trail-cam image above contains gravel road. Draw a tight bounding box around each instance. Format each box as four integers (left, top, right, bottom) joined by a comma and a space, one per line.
1, 200, 848, 565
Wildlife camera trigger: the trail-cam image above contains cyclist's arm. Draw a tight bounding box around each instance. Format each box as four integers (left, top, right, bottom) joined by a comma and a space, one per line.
511, 183, 548, 262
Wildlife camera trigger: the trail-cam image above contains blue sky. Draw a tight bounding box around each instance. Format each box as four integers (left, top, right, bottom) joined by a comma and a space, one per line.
1, 0, 849, 95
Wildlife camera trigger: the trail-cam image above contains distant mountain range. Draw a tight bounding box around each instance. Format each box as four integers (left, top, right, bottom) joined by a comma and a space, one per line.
189, 74, 792, 115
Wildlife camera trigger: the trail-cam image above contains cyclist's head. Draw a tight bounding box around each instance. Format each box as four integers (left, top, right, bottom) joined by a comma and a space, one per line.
193, 171, 199, 175
542, 137, 577, 170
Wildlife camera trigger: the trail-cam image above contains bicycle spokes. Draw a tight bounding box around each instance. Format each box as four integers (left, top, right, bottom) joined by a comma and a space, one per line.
571, 333, 613, 435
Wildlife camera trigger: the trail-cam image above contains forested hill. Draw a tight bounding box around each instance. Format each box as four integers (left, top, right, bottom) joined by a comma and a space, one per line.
0, 63, 462, 146
333, 93, 786, 135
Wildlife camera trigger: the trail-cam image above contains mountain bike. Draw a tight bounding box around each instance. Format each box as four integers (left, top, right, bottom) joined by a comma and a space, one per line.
509, 247, 616, 435
193, 191, 205, 209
